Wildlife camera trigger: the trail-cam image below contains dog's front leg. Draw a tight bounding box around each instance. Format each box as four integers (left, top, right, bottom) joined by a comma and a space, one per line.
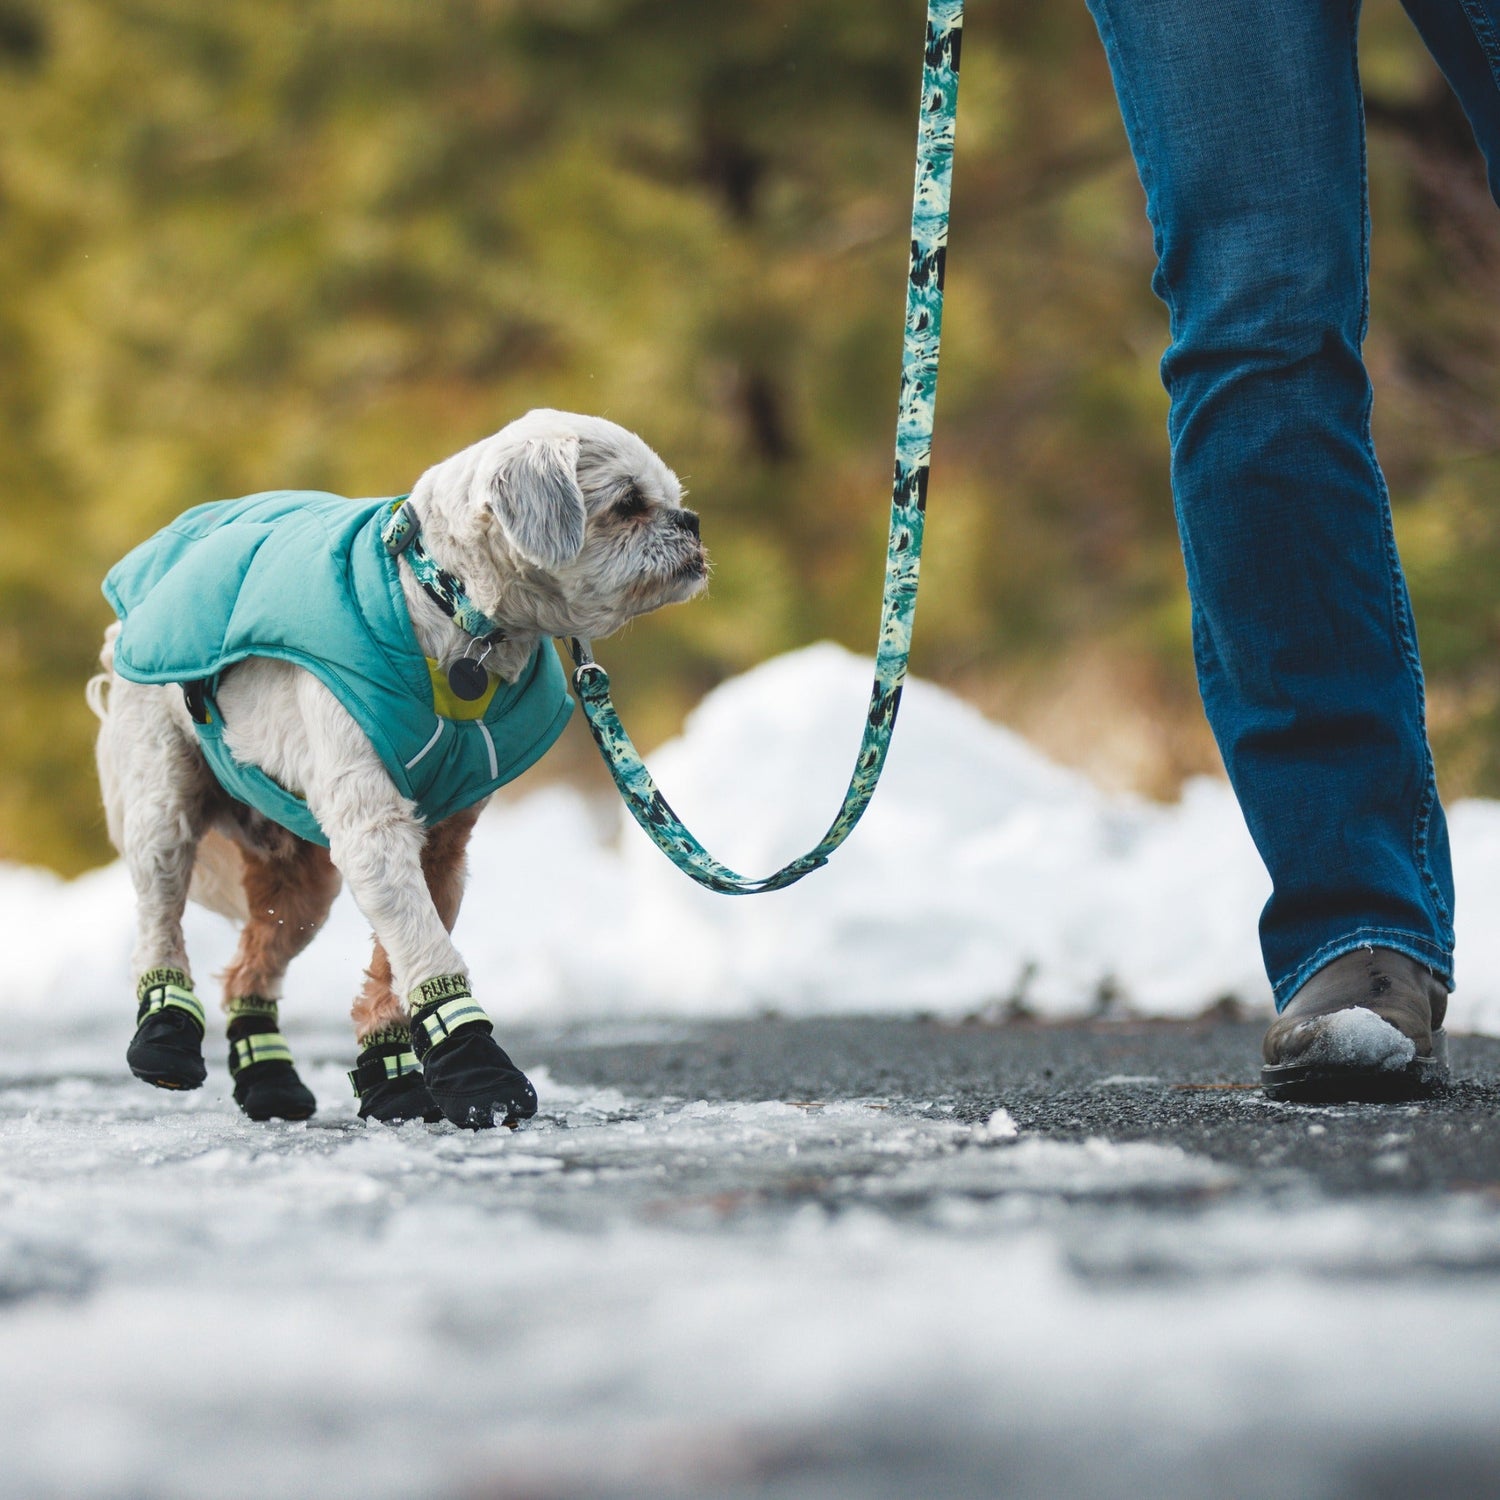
345, 803, 491, 1126
352, 801, 484, 1039
292, 677, 535, 1130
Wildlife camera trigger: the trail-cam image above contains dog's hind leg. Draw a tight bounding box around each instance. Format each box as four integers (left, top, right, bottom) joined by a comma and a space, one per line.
347, 803, 485, 1126
217, 836, 341, 1122
97, 675, 217, 1092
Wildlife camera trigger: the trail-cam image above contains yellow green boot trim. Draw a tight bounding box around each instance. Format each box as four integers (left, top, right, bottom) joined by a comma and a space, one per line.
226, 997, 316, 1122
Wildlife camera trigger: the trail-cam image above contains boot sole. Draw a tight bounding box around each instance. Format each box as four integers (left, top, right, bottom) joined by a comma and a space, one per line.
240, 1101, 316, 1122
435, 1097, 528, 1131
357, 1075, 444, 1126
232, 1061, 317, 1122
236, 1088, 317, 1122
128, 1050, 207, 1091
1261, 1028, 1450, 1103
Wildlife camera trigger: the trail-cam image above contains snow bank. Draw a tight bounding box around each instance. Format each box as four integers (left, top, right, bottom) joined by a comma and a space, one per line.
8, 642, 1500, 1033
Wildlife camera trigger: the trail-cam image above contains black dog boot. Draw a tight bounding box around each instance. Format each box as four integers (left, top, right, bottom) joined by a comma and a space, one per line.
349, 1026, 442, 1124
127, 967, 207, 1090
1262, 946, 1450, 1103
408, 975, 537, 1130
226, 997, 317, 1122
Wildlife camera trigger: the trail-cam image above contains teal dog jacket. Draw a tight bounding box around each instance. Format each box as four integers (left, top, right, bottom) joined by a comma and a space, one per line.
103, 490, 573, 845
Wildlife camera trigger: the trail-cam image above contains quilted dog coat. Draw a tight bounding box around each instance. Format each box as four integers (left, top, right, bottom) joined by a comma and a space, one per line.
103, 490, 573, 845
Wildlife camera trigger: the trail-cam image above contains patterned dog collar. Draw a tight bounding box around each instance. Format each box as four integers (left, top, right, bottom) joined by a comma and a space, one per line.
381, 498, 506, 644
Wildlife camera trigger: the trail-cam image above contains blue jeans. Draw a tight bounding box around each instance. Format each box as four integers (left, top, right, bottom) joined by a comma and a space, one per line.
1084, 0, 1500, 1008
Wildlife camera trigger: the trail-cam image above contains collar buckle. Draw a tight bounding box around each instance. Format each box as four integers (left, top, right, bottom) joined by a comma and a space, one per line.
382, 497, 419, 556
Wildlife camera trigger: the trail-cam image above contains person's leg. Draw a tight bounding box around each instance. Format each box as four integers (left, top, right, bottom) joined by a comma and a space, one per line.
1084, 0, 1455, 1008
1399, 0, 1500, 206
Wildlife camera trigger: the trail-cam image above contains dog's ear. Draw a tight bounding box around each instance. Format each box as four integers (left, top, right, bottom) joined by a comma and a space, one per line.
490, 433, 587, 569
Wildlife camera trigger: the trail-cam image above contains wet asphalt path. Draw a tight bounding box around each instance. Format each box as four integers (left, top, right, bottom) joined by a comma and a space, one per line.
522, 1014, 1500, 1203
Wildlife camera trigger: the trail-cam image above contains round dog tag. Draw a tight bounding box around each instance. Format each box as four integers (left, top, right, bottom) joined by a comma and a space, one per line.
447, 657, 489, 701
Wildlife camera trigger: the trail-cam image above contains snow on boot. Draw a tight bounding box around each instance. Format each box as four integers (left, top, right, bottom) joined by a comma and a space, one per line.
348, 1027, 442, 1124
127, 967, 207, 1090
407, 976, 537, 1130
226, 999, 317, 1122
1261, 947, 1450, 1103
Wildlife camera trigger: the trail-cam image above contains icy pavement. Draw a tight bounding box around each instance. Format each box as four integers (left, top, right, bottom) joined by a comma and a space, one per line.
2, 1014, 1500, 1499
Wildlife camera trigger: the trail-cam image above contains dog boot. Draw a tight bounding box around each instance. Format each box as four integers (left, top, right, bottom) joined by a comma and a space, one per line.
127, 967, 207, 1090
407, 976, 538, 1130
348, 1026, 443, 1124
1261, 946, 1450, 1103
226, 998, 317, 1122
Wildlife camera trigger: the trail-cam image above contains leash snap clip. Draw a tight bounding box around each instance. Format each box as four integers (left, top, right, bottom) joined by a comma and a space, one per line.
567, 638, 607, 687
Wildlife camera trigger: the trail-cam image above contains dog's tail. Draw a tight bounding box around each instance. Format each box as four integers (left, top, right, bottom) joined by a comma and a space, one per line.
85, 622, 122, 722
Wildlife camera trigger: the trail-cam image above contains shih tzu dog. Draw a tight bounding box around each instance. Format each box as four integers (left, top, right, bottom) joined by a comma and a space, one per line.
88, 409, 706, 1129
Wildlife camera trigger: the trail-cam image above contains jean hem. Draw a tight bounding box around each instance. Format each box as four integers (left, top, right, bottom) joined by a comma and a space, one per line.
1272, 927, 1455, 1012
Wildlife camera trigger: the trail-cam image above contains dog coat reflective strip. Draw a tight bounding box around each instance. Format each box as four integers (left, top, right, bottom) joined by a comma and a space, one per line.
102, 491, 574, 845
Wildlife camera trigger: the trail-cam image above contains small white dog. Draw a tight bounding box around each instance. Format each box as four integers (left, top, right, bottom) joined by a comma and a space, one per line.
88, 409, 706, 1128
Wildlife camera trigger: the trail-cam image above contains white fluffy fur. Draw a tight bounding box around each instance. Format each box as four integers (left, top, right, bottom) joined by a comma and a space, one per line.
90, 409, 706, 1031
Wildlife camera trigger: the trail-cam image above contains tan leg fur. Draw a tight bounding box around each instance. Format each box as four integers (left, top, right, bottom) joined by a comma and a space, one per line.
220, 839, 342, 1005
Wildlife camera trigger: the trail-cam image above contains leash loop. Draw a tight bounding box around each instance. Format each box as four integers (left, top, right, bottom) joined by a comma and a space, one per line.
568, 0, 963, 895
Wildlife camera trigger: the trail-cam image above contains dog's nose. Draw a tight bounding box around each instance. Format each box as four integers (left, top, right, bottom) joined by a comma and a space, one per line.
674, 508, 701, 539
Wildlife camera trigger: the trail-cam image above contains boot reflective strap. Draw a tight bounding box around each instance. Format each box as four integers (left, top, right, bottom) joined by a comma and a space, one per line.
229, 1032, 293, 1074
347, 1042, 423, 1097
136, 969, 205, 1033
408, 979, 491, 1060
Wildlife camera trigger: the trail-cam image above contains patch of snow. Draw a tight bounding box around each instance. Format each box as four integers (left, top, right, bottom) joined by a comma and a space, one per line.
1291, 1009, 1418, 1071
1064, 1193, 1500, 1278
875, 1136, 1240, 1201
979, 1107, 1019, 1140
8, 642, 1500, 1033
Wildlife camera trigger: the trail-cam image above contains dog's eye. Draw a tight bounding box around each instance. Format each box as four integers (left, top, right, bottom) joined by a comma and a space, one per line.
615, 487, 649, 519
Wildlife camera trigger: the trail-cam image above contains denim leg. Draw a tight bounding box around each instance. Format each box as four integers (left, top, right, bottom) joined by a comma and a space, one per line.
1400, 0, 1500, 204
1085, 0, 1456, 1007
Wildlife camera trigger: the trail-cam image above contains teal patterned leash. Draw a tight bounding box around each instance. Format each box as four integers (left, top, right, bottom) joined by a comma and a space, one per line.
566, 0, 963, 895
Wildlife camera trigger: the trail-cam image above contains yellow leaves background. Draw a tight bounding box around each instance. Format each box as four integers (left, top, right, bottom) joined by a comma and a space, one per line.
2, 0, 1497, 872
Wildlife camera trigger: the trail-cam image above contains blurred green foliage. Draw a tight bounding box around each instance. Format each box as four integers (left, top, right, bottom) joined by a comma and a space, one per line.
2, 0, 1498, 873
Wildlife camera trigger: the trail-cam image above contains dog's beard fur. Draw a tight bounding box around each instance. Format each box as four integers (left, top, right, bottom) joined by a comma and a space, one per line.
407, 409, 708, 664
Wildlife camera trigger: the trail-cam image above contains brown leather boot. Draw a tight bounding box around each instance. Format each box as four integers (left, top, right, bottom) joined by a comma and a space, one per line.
1261, 946, 1450, 1102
